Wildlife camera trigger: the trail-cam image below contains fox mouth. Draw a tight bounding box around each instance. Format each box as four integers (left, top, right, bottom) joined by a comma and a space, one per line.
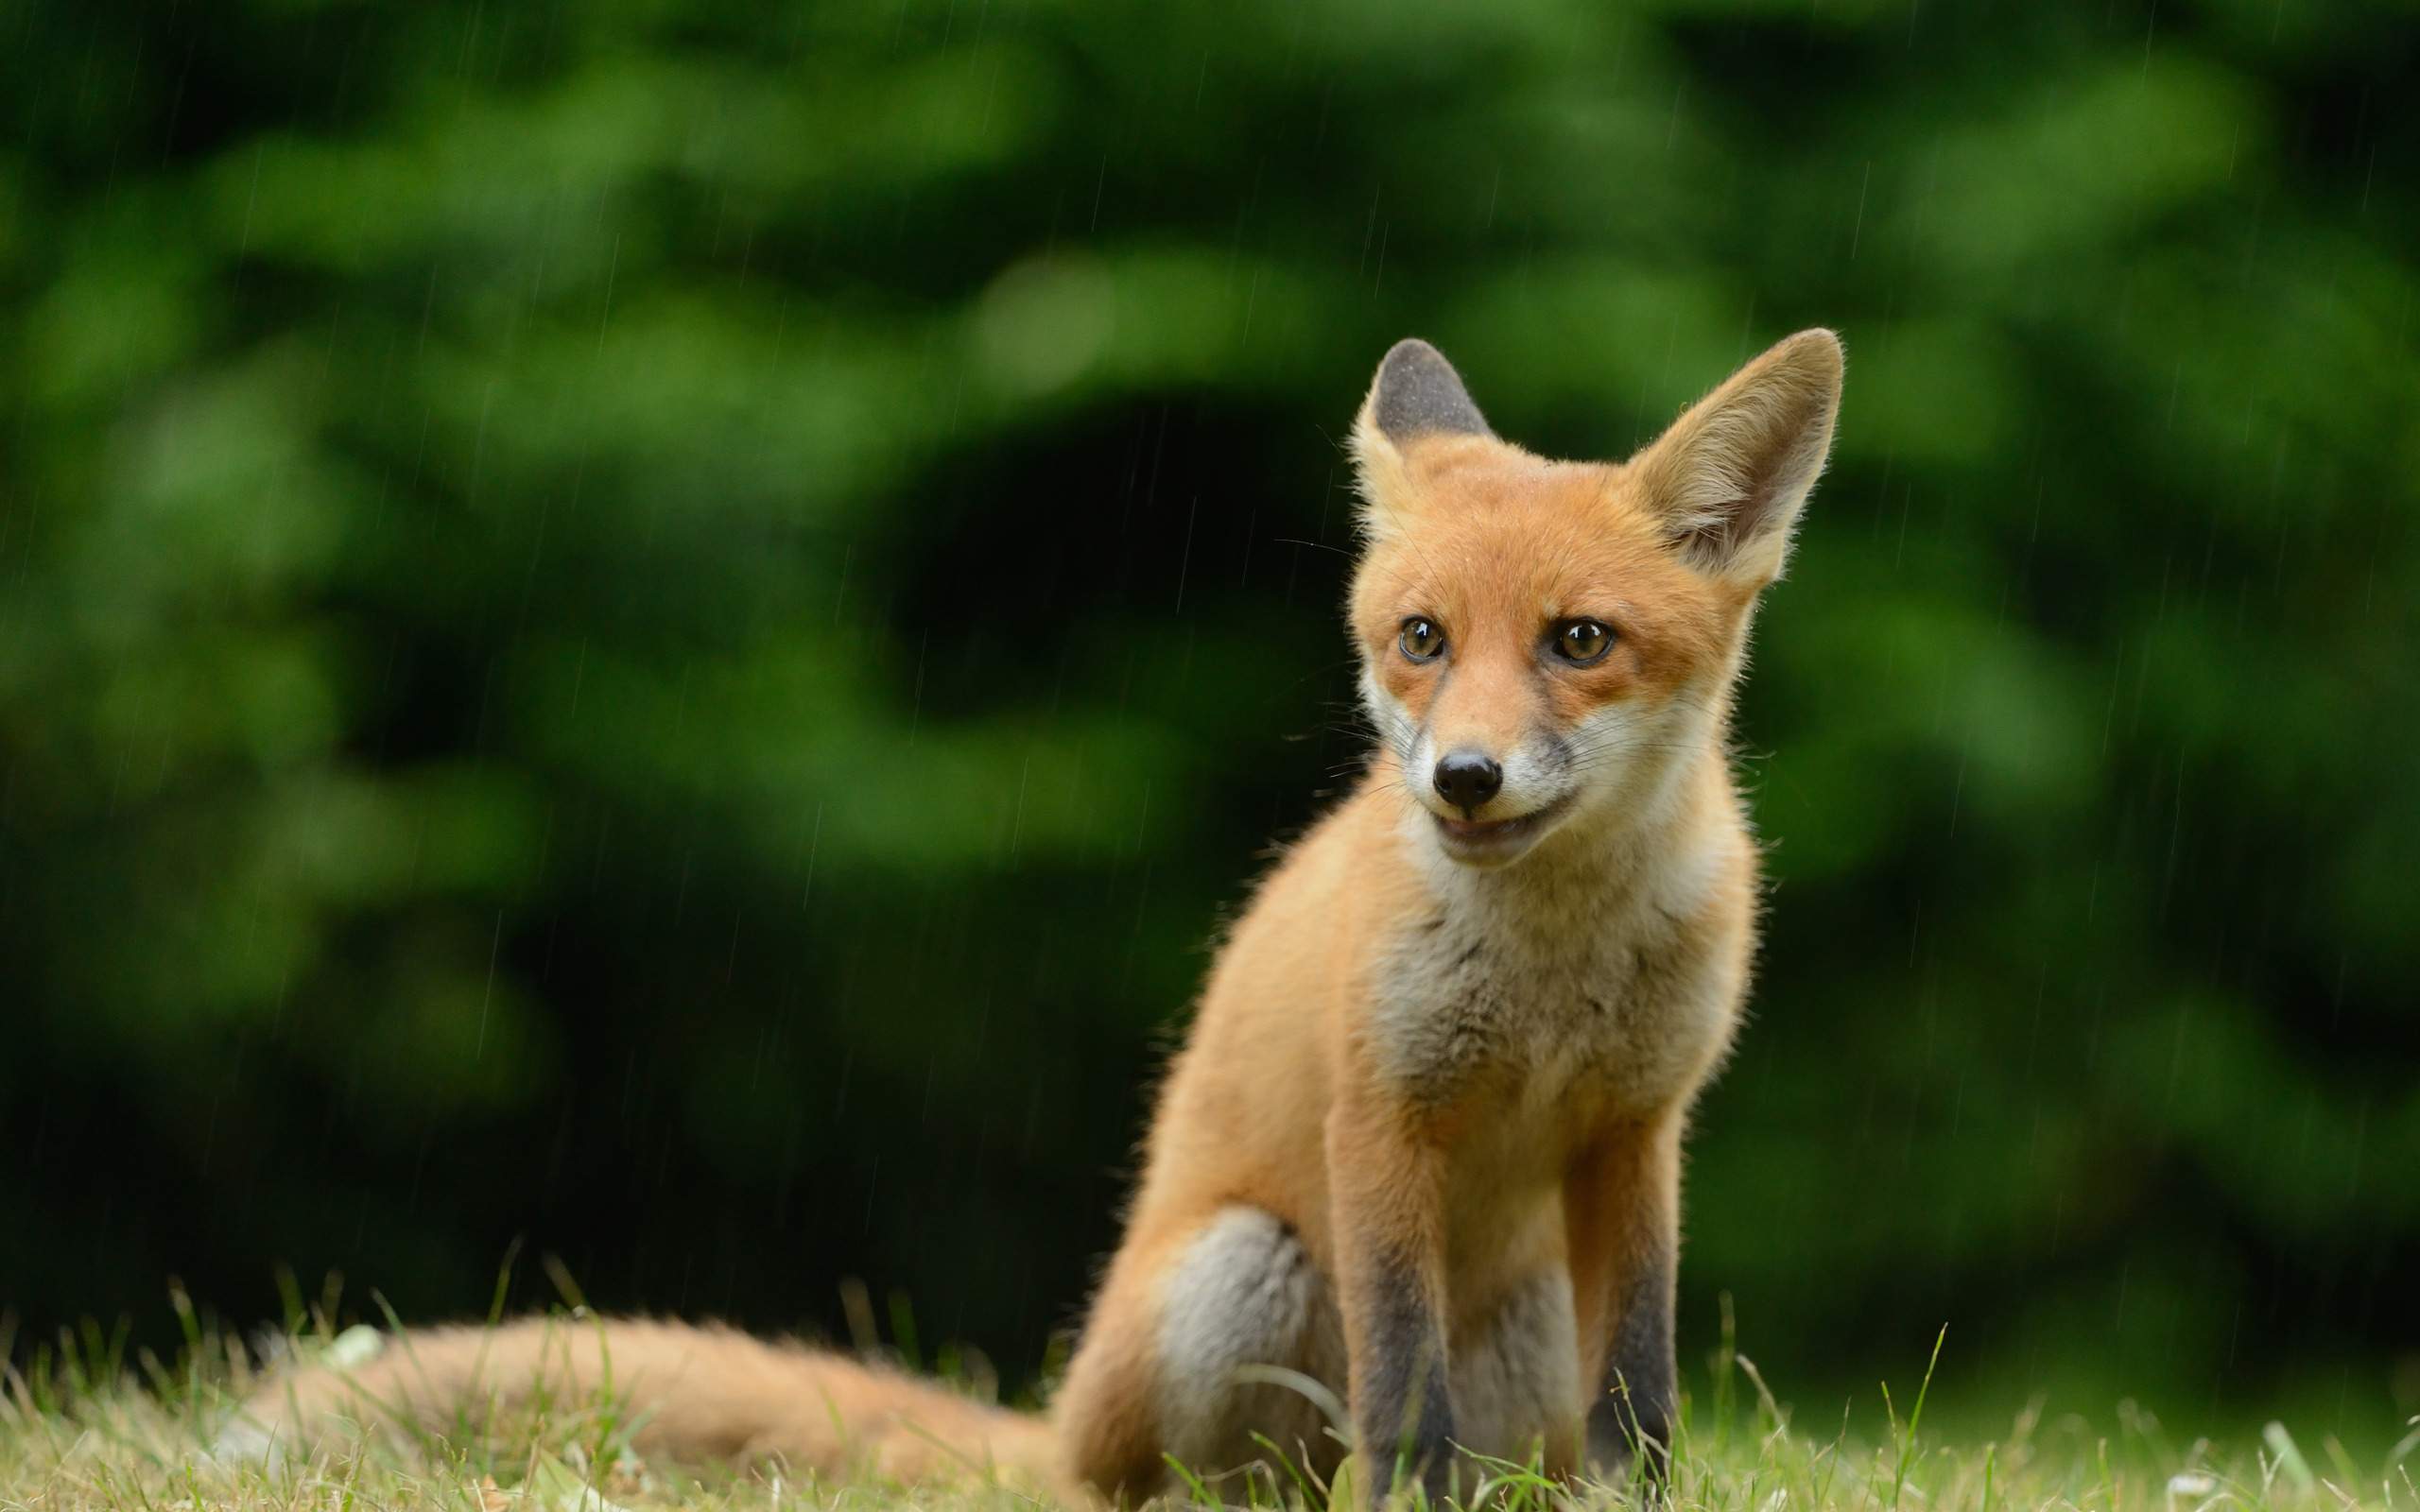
1429, 793, 1573, 857
1440, 814, 1535, 840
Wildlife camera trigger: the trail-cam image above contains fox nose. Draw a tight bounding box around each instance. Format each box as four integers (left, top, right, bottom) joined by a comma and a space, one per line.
1433, 751, 1503, 815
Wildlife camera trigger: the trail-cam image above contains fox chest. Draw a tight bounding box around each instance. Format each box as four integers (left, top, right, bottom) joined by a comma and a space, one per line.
1365, 902, 1737, 1125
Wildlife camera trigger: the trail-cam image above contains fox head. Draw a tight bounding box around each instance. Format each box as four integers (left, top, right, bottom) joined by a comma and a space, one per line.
1347, 330, 1841, 869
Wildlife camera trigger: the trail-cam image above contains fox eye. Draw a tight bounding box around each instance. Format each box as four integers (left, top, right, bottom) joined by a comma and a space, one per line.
1551, 619, 1614, 665
1399, 618, 1446, 662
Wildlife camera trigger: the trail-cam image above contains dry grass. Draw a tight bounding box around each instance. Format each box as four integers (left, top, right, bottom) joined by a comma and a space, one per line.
3, 1315, 2415, 1512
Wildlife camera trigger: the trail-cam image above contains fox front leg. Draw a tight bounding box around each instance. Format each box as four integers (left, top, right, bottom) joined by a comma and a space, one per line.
1597, 1235, 1676, 1479
1326, 1102, 1457, 1504
1566, 1116, 1683, 1483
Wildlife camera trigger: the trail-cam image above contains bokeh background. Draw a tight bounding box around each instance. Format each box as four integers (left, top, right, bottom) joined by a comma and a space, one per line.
3, 0, 2416, 1450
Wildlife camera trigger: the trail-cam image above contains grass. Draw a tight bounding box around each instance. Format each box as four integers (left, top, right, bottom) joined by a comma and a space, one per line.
3, 1310, 2416, 1512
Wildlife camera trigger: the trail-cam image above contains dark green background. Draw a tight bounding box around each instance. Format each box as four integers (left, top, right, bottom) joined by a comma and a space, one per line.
3, 0, 2415, 1447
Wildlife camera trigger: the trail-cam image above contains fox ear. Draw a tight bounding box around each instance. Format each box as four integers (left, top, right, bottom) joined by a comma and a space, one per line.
1632, 329, 1842, 587
1349, 338, 1493, 541
1363, 338, 1493, 443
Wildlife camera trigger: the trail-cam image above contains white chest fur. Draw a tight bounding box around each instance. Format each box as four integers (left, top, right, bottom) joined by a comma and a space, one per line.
1366, 814, 1740, 1124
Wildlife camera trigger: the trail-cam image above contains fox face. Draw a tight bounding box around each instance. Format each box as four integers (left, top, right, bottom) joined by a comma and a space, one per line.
1348, 335, 1841, 868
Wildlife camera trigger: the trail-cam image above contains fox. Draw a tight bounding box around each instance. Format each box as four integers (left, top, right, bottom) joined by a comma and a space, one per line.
231, 328, 1842, 1506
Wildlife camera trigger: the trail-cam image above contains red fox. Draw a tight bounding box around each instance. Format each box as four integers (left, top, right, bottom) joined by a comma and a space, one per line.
233, 329, 1842, 1505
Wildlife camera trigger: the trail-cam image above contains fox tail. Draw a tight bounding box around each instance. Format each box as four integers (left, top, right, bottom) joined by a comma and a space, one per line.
219, 1316, 1080, 1503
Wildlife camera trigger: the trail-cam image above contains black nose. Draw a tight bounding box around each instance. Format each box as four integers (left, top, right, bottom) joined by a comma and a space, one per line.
1433, 751, 1503, 814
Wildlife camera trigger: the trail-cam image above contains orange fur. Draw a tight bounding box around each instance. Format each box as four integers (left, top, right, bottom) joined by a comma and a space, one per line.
225, 1317, 1076, 1500
232, 331, 1841, 1508
1054, 329, 1840, 1502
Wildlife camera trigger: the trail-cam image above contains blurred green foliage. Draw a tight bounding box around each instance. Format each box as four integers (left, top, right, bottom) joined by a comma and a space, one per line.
2, 0, 2414, 1441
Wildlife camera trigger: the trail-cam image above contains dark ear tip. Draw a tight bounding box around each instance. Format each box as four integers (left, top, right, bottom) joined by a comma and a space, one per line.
1379, 336, 1449, 369
1370, 337, 1493, 442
